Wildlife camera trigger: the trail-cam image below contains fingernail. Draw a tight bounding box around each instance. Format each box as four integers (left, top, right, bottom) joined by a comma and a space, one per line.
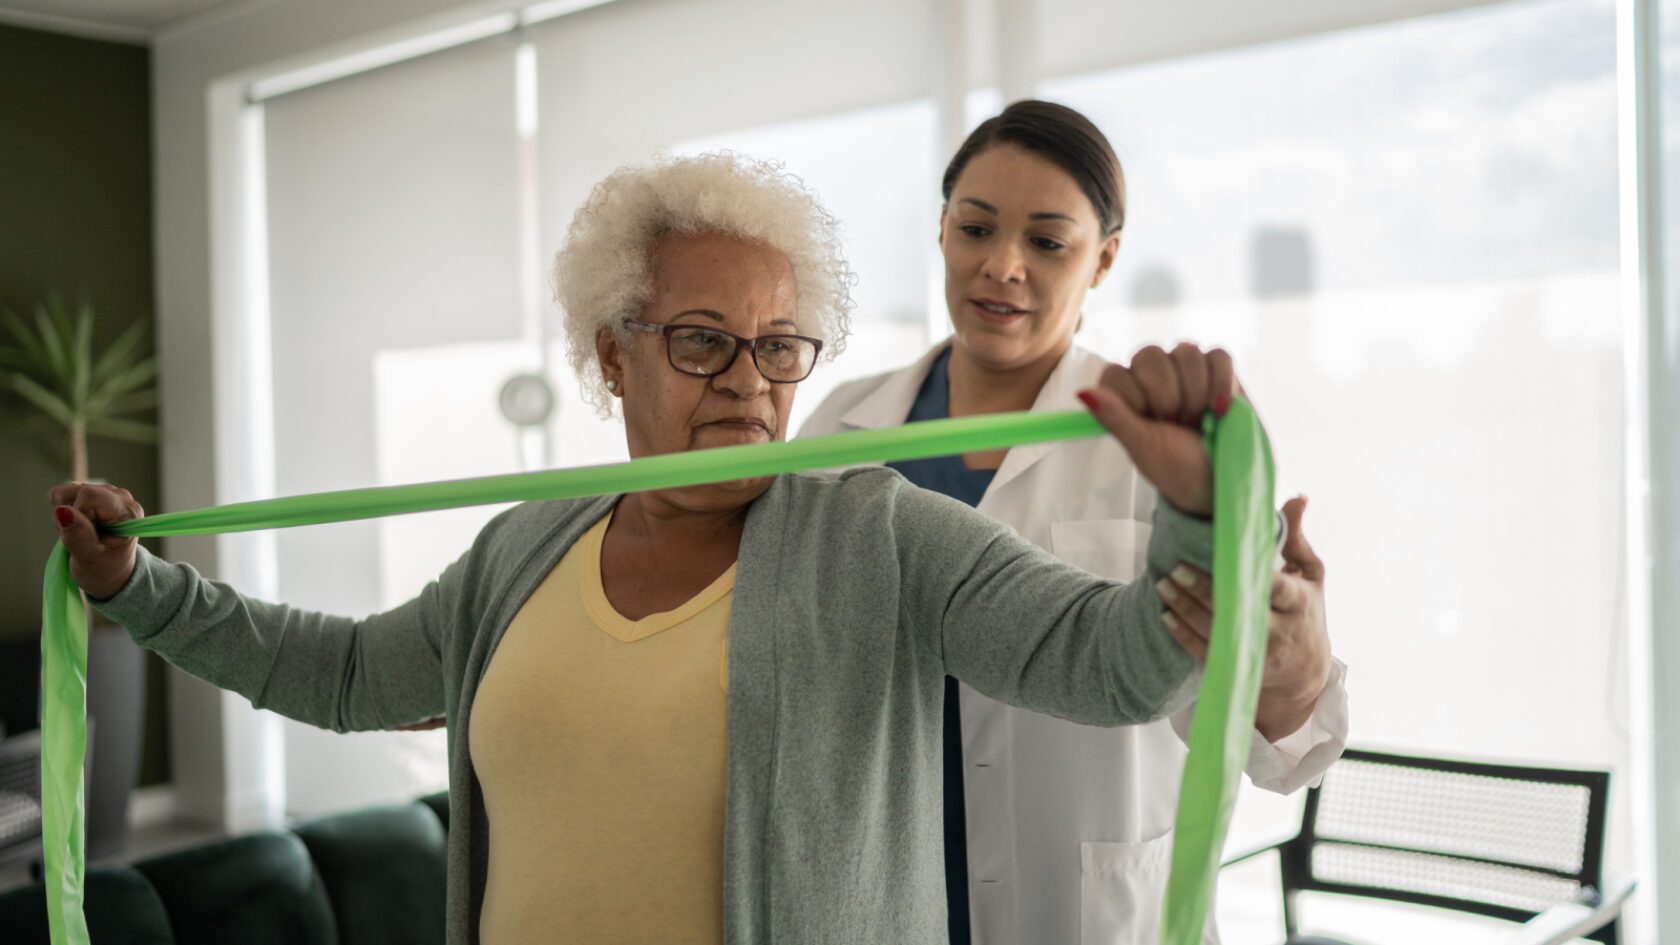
1213, 393, 1231, 417
1161, 610, 1181, 630
1170, 564, 1198, 588
54, 506, 73, 529
1076, 390, 1098, 411
1155, 577, 1179, 602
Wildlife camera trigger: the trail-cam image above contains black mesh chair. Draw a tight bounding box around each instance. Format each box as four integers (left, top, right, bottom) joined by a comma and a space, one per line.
0, 729, 44, 878
1222, 748, 1635, 945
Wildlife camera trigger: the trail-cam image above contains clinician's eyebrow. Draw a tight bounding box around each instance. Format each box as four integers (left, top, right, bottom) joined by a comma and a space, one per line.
958, 198, 1079, 225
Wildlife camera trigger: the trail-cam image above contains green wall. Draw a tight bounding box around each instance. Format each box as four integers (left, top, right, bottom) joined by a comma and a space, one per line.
0, 23, 168, 786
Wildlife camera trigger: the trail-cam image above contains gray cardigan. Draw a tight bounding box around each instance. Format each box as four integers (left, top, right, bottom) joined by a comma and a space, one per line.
97, 467, 1212, 944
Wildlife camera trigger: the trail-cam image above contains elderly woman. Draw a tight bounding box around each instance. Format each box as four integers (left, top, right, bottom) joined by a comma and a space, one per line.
51, 153, 1275, 945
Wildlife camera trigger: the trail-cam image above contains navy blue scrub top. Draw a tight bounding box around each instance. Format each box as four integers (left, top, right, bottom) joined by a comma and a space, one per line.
885, 345, 993, 945
886, 347, 997, 506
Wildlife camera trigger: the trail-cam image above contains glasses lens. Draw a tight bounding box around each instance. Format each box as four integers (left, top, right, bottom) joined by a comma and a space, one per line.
755, 336, 819, 382
667, 327, 737, 375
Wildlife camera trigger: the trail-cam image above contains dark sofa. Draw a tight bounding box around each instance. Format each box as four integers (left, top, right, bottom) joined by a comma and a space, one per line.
0, 792, 450, 945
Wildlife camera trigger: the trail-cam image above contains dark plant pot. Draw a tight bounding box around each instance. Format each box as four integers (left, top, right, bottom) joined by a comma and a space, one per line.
85, 620, 144, 860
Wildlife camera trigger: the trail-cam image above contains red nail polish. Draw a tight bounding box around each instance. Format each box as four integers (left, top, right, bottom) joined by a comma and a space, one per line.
54, 506, 73, 529
1213, 393, 1231, 417
1076, 390, 1098, 411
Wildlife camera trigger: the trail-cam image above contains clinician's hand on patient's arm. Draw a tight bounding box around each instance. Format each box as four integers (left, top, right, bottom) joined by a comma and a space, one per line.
1078, 343, 1238, 518
48, 482, 143, 601
1155, 496, 1331, 742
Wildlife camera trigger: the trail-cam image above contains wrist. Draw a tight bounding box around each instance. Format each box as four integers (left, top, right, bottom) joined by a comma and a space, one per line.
81, 557, 137, 603
1253, 687, 1319, 743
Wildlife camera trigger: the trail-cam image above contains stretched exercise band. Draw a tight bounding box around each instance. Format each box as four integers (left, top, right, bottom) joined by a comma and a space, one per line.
39, 404, 1272, 945
1161, 399, 1275, 945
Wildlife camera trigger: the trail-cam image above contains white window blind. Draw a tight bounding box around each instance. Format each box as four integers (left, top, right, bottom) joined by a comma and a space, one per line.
262, 36, 524, 816
529, 0, 942, 428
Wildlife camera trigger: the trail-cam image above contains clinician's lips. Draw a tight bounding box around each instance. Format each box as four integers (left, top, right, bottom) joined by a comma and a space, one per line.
970, 297, 1030, 325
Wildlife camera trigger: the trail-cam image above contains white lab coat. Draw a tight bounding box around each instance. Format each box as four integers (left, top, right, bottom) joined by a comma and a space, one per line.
797, 341, 1349, 945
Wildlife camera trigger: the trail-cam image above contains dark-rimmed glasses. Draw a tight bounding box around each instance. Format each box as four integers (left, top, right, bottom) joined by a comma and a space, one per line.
624, 319, 823, 383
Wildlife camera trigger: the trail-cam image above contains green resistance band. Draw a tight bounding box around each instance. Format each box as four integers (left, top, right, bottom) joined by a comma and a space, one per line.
38, 405, 1271, 945
1160, 397, 1276, 945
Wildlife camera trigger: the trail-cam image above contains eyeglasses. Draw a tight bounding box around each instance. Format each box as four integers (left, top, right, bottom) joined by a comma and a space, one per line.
623, 319, 823, 383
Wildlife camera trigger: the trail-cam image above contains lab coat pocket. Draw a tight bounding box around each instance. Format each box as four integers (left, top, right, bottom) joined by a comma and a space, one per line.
1079, 835, 1172, 945
1051, 519, 1151, 581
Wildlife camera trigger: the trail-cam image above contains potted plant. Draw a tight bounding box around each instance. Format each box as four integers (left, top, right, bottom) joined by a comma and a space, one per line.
0, 293, 158, 859
0, 294, 157, 481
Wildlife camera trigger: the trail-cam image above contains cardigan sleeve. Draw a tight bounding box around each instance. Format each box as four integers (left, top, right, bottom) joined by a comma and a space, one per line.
891, 482, 1215, 727
94, 542, 469, 733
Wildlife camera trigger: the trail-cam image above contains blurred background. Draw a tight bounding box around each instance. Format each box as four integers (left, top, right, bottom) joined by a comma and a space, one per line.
0, 0, 1676, 941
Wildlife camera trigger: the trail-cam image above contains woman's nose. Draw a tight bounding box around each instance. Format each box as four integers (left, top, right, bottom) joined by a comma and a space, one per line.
981, 241, 1026, 284
711, 344, 771, 397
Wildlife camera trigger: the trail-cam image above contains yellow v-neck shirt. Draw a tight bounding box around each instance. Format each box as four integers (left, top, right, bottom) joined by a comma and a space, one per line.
471, 510, 734, 945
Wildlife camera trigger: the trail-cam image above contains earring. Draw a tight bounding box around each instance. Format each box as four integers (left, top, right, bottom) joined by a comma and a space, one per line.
606, 378, 620, 393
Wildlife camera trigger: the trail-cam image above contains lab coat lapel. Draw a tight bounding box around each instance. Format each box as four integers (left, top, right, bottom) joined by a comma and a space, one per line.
838, 340, 953, 431
983, 346, 1109, 498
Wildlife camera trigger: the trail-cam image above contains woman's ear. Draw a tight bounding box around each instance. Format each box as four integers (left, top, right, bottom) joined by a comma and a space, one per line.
596, 326, 625, 395
1092, 230, 1122, 289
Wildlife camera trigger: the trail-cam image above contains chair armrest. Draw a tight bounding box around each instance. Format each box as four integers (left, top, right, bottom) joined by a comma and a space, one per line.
1220, 832, 1295, 869
1503, 877, 1636, 945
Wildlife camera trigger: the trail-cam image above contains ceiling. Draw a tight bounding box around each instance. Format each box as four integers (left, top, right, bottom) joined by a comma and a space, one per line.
0, 0, 239, 41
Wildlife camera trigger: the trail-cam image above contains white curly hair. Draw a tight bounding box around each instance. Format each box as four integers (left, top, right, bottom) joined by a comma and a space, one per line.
554, 151, 855, 417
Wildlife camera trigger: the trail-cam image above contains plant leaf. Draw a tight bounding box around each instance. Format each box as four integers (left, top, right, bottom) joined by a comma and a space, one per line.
7, 372, 75, 428
90, 356, 157, 403
92, 387, 158, 417
32, 301, 71, 390
84, 416, 158, 444
1, 307, 43, 353
90, 318, 150, 388
1, 307, 50, 376
72, 298, 93, 410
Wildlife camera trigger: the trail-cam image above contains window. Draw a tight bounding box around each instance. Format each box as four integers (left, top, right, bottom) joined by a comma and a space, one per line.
1037, 0, 1623, 937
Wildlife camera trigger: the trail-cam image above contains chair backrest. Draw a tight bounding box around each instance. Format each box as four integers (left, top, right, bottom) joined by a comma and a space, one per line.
0, 730, 44, 870
1282, 748, 1613, 941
